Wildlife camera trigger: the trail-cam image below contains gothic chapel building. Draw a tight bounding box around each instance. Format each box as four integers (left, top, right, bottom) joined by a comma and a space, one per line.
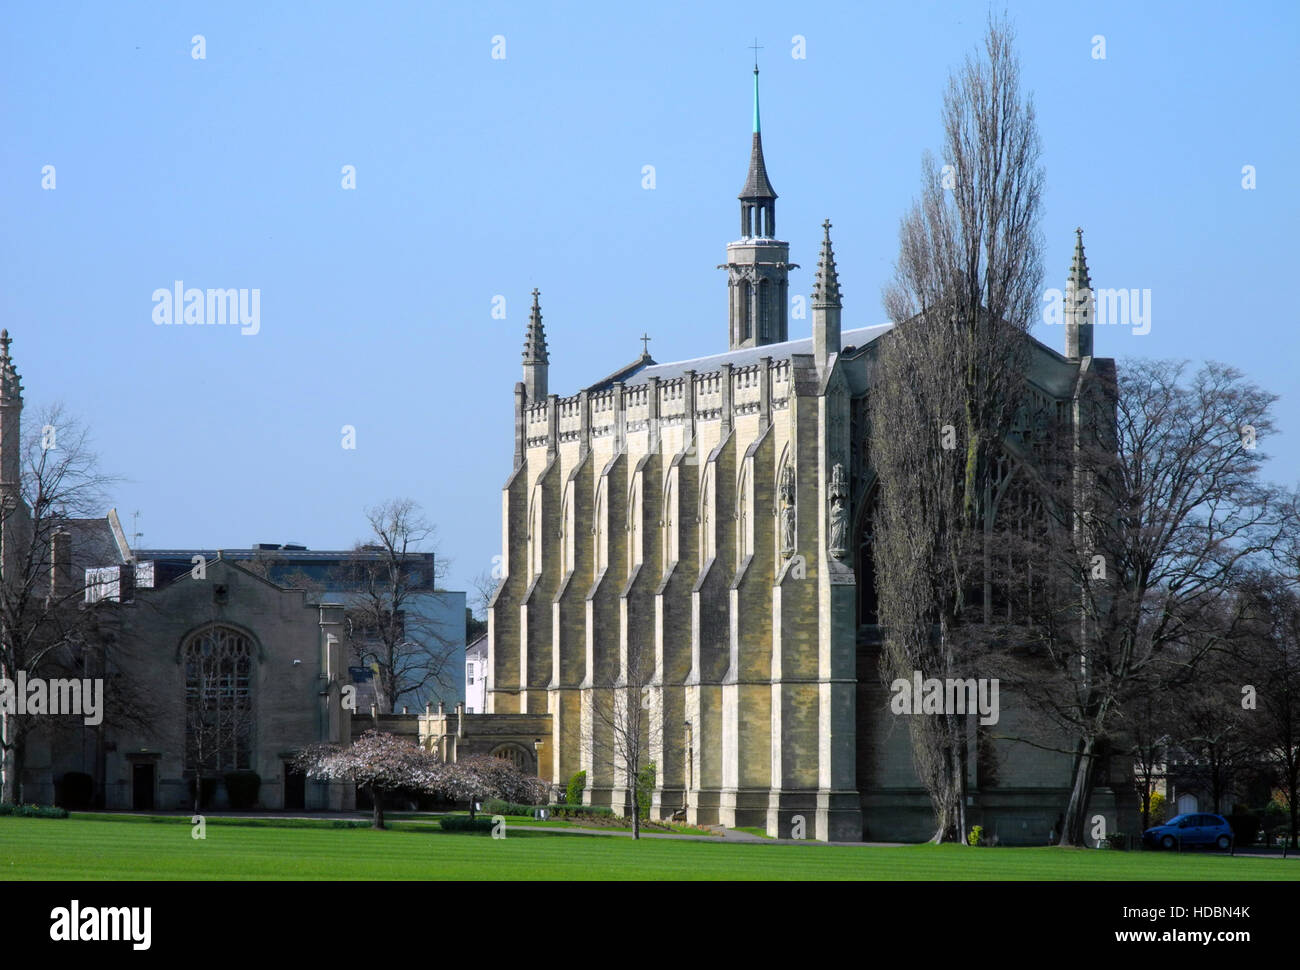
487, 67, 1129, 842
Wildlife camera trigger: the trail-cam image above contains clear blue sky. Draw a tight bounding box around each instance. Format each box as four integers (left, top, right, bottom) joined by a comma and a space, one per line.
2, 1, 1297, 599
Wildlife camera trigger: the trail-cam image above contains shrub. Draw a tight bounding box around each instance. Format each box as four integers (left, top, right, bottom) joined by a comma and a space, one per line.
565, 770, 587, 807
224, 771, 261, 810
438, 815, 497, 833
0, 803, 69, 818
636, 762, 655, 820
967, 825, 984, 846
58, 772, 94, 810
482, 799, 543, 817
1147, 791, 1167, 825
1226, 814, 1257, 847
545, 803, 615, 819
1105, 832, 1129, 850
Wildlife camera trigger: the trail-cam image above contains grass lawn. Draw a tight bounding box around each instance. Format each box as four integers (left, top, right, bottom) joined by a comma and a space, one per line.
1, 815, 1296, 880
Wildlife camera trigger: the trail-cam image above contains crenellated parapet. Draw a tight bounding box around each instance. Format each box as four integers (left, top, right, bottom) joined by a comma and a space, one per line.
520, 359, 796, 456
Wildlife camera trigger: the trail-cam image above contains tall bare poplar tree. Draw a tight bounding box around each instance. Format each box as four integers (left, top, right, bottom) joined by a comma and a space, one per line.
869, 14, 1044, 842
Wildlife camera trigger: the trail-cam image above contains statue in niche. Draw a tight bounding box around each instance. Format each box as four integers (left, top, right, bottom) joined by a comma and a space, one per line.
829, 462, 848, 560
779, 463, 796, 558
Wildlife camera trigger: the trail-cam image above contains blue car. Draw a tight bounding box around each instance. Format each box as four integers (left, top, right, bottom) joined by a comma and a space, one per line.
1142, 813, 1234, 850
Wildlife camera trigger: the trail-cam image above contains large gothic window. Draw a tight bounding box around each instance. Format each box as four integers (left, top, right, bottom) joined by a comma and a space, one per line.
757, 279, 771, 342
184, 626, 255, 772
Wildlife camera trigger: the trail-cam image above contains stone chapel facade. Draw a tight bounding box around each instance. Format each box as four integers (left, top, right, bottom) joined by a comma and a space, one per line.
487, 68, 1131, 842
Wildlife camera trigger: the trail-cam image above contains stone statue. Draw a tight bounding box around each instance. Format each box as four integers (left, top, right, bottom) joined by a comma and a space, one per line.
829, 462, 848, 560
779, 463, 796, 557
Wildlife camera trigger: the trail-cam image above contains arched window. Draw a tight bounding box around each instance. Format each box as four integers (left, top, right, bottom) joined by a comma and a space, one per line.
492, 744, 529, 772
739, 280, 752, 341
184, 625, 255, 772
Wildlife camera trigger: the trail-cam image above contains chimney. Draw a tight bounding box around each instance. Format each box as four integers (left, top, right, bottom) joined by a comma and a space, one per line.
50, 530, 72, 598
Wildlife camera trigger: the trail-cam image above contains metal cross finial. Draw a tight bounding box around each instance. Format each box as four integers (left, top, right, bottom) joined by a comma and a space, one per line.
823, 218, 832, 233
640, 332, 651, 355
531, 287, 540, 301
749, 38, 763, 70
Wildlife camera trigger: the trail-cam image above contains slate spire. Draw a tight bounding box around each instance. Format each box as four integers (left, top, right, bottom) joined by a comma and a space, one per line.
738, 63, 777, 237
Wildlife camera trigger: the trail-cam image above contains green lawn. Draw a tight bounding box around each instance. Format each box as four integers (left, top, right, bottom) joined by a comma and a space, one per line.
1, 815, 1296, 880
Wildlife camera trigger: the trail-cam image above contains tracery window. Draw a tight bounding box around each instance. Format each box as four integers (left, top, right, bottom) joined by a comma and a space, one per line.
184, 626, 254, 772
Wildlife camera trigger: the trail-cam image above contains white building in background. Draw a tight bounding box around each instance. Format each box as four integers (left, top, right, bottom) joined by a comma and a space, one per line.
465, 634, 487, 713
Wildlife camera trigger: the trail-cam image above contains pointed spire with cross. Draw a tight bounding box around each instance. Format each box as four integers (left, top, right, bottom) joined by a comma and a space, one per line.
521, 288, 550, 401
1065, 228, 1094, 359
522, 288, 548, 364
738, 40, 777, 237
812, 219, 842, 307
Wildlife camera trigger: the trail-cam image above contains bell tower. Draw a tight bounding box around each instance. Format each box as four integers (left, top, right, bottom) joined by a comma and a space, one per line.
720, 59, 796, 350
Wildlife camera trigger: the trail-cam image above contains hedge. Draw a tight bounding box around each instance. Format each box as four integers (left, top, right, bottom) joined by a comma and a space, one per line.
545, 803, 615, 819
1227, 814, 1258, 847
438, 816, 498, 833
0, 803, 69, 818
224, 771, 261, 811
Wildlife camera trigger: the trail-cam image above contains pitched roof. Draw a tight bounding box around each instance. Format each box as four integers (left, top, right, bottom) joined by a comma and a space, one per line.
611, 324, 892, 386
582, 352, 656, 393
64, 516, 126, 573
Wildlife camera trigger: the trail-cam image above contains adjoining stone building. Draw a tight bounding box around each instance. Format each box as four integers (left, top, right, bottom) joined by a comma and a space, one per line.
487, 67, 1135, 841
0, 330, 462, 811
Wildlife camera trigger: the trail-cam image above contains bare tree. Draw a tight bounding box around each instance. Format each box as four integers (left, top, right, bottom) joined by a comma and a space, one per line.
1125, 684, 1178, 833
869, 12, 1044, 843
0, 403, 119, 804
469, 568, 500, 622
1172, 646, 1254, 815
1234, 570, 1300, 847
989, 360, 1287, 844
343, 498, 457, 714
583, 632, 661, 839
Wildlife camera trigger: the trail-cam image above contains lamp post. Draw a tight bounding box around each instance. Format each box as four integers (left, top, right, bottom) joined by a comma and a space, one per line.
532, 738, 546, 817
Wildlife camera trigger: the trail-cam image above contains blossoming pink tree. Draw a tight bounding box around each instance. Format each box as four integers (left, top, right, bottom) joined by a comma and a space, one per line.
439, 755, 549, 818
295, 729, 443, 830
